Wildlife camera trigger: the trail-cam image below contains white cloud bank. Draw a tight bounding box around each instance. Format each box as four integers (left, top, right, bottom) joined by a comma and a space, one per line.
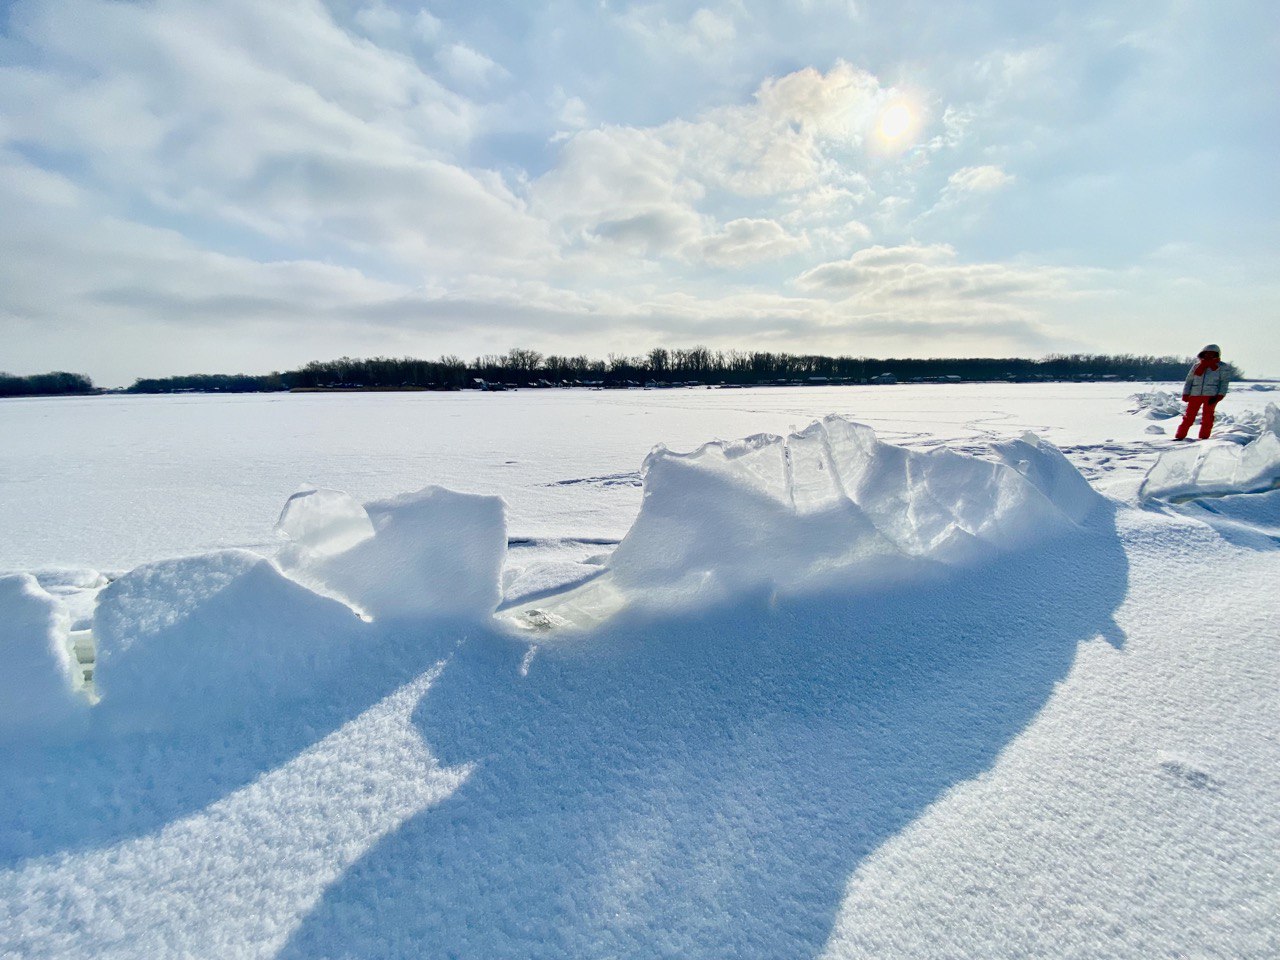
2, 0, 1277, 380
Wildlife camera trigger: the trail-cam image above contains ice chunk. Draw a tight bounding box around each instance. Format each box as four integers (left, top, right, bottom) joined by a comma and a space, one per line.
1146, 424, 1165, 435
278, 486, 507, 621
30, 568, 109, 592
0, 574, 85, 737
93, 550, 364, 725
1140, 403, 1280, 499
591, 416, 1101, 606
1129, 390, 1183, 420
276, 486, 375, 557
989, 432, 1103, 526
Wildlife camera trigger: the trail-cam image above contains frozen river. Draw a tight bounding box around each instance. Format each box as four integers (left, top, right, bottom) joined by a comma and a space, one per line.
3, 379, 1280, 960
2, 381, 1274, 571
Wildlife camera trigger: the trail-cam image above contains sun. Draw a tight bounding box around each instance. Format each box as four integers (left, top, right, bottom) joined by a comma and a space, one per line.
876, 103, 915, 142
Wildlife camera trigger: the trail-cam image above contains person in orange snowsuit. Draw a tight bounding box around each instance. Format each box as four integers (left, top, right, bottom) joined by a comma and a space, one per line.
1175, 344, 1230, 440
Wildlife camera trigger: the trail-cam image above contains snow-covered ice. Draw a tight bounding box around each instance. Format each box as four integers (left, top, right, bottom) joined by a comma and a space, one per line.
1140, 402, 1280, 500
1129, 389, 1184, 419
516, 418, 1104, 627
8, 382, 1278, 573
2, 384, 1279, 958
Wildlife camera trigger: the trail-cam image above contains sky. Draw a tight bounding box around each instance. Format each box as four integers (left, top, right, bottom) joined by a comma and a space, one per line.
1, 0, 1277, 386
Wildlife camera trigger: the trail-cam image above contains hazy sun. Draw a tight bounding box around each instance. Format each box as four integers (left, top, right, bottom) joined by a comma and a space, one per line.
876, 103, 914, 142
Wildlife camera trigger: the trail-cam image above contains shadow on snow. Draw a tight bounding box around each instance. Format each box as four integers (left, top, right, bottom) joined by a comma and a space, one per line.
281, 504, 1129, 959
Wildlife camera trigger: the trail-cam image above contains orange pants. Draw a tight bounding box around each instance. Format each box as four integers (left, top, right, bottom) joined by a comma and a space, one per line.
1176, 396, 1218, 440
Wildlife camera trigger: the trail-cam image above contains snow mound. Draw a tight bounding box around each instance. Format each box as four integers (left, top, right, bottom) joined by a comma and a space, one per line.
1140, 403, 1280, 500
582, 417, 1103, 606
277, 486, 507, 621
93, 550, 364, 726
1129, 390, 1183, 420
0, 574, 85, 738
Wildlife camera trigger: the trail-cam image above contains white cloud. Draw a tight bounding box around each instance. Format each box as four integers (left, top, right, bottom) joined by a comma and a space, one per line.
0, 0, 549, 272
413, 10, 443, 42
436, 43, 507, 88
353, 2, 402, 41
794, 243, 1088, 318
530, 62, 894, 267
620, 4, 743, 60
696, 218, 809, 267
6, 1, 1276, 377
945, 164, 1014, 194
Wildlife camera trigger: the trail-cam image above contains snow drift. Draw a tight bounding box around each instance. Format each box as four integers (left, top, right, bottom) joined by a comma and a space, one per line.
1140, 403, 1280, 500
520, 417, 1103, 623
92, 550, 366, 727
0, 574, 85, 738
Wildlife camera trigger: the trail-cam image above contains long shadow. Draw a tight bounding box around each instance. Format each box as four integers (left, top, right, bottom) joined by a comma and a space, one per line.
281, 504, 1128, 959
0, 609, 464, 866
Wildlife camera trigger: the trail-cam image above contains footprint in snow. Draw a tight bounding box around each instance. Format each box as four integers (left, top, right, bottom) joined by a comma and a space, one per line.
1157, 757, 1223, 792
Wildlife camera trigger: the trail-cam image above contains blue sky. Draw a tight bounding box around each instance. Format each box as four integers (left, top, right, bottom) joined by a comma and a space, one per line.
2, 0, 1277, 384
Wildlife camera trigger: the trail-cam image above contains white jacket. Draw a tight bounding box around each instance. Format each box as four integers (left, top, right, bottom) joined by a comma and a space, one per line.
1183, 362, 1229, 398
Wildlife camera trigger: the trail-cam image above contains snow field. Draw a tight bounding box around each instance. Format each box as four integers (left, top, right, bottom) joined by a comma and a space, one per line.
1, 391, 1279, 957
8, 382, 1278, 573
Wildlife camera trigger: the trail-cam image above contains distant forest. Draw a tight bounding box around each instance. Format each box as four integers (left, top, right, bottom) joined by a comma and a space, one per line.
125, 350, 1236, 393
3, 350, 1246, 397
0, 371, 97, 397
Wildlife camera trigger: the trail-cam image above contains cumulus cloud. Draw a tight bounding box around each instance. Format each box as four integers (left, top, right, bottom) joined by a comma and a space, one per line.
436, 43, 507, 88
946, 164, 1014, 194
12, 1, 1257, 377
695, 219, 809, 267
530, 61, 897, 266
794, 243, 1088, 320
0, 0, 548, 271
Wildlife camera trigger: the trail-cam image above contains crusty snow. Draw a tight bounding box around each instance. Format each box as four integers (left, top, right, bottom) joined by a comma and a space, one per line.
1, 384, 1279, 958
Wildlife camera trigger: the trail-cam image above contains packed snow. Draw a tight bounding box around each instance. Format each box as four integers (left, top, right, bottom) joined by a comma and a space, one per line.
1, 384, 1278, 958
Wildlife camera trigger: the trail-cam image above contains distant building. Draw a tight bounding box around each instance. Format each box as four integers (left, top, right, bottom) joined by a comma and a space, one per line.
869, 372, 897, 385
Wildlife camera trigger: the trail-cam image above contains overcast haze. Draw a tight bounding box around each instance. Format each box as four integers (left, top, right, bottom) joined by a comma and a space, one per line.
2, 0, 1277, 386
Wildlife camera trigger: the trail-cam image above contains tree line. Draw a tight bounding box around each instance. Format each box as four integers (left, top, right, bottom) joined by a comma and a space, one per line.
1, 351, 1245, 398
0, 371, 97, 397
122, 349, 1240, 393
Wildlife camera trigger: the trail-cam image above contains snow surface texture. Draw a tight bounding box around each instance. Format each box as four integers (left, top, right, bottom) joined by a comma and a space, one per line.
1140, 402, 1280, 500
2, 404, 1279, 958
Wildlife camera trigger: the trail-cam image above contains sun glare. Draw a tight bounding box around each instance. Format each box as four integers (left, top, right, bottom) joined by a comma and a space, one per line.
876, 103, 914, 142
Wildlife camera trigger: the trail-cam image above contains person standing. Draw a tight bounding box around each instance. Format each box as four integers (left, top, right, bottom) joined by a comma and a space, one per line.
1175, 344, 1229, 440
